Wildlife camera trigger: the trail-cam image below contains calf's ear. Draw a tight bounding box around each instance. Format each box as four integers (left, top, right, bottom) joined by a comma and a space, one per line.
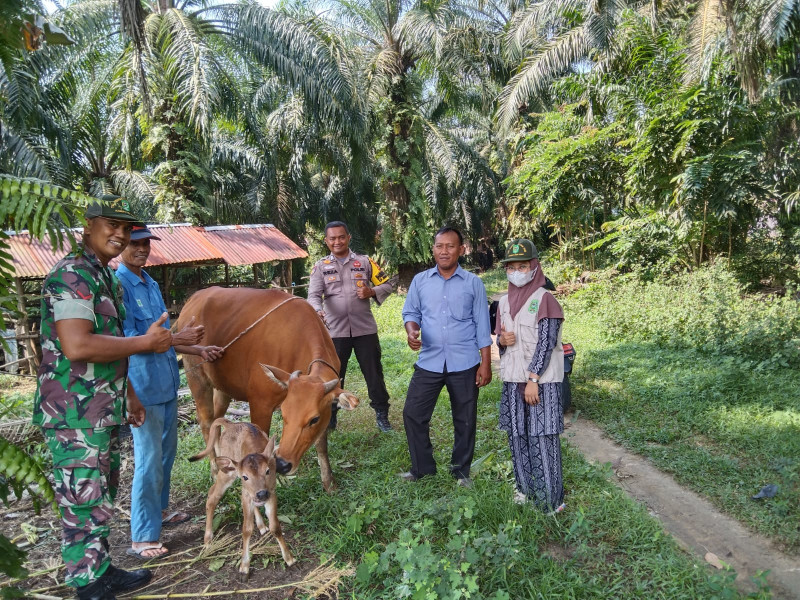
335, 391, 360, 411
214, 456, 239, 474
263, 435, 276, 458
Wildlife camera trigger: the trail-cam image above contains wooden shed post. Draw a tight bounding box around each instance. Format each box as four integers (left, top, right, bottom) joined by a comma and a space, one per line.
14, 277, 38, 372
162, 266, 169, 306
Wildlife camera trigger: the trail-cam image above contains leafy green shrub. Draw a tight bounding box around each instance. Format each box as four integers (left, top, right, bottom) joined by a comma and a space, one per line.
569, 261, 800, 370
355, 497, 518, 600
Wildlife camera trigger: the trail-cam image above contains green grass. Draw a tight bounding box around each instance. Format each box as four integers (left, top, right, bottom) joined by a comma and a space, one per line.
561, 278, 800, 553
172, 294, 768, 599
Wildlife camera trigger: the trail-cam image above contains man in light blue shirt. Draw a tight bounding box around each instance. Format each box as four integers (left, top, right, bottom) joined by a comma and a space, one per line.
116, 226, 223, 560
400, 226, 492, 486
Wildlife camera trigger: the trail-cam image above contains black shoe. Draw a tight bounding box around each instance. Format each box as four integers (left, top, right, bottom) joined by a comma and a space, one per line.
76, 579, 115, 600
375, 410, 392, 432
100, 564, 152, 593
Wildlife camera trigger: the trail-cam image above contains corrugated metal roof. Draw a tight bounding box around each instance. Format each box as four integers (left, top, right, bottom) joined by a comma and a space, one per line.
7, 224, 307, 278
202, 224, 306, 266
118, 224, 224, 267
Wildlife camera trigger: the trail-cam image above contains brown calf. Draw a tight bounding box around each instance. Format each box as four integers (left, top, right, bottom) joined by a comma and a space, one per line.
189, 418, 295, 579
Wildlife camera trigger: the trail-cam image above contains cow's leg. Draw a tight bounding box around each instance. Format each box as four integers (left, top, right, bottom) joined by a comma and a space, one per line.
315, 431, 336, 493
264, 493, 295, 566
213, 389, 232, 420
204, 475, 235, 546
249, 402, 273, 436
186, 359, 215, 441
239, 495, 255, 581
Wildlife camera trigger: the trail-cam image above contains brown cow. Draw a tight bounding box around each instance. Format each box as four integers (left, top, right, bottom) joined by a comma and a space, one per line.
176, 287, 358, 491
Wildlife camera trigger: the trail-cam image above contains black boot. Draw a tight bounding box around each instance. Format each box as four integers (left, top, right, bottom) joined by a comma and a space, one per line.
375, 410, 392, 433
100, 564, 152, 593
76, 578, 115, 600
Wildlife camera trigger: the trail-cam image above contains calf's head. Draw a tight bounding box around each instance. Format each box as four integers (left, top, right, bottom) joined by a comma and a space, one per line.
215, 435, 278, 506
260, 363, 359, 475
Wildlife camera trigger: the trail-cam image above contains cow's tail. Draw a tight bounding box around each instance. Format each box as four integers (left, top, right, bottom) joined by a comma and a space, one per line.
188, 418, 228, 462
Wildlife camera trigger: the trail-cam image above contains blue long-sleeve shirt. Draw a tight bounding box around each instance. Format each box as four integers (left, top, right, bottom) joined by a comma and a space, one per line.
402, 265, 492, 373
116, 263, 180, 406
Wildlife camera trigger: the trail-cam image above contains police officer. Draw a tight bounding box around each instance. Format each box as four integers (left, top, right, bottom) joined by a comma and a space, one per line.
33, 197, 179, 600
307, 221, 396, 432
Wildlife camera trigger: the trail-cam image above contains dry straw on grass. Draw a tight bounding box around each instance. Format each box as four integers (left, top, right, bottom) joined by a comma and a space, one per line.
20, 529, 351, 599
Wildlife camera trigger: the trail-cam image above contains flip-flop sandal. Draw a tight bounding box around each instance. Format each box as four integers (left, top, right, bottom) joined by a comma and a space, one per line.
161, 510, 191, 527
126, 543, 171, 561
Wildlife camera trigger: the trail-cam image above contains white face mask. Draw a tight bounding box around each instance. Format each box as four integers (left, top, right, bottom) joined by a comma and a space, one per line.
507, 267, 536, 288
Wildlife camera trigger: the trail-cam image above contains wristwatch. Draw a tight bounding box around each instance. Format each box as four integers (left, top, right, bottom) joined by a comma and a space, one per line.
527, 376, 539, 383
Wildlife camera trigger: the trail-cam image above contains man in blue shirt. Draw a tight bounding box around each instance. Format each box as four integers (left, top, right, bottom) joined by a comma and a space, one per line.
400, 226, 492, 486
116, 226, 224, 560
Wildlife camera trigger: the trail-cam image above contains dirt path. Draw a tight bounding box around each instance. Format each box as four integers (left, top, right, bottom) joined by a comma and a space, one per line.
566, 417, 800, 599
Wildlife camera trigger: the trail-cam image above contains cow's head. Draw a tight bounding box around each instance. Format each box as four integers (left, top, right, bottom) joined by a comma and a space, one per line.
215, 435, 277, 507
260, 363, 358, 475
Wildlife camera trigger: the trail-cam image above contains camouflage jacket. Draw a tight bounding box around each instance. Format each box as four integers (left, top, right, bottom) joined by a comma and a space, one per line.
33, 245, 129, 429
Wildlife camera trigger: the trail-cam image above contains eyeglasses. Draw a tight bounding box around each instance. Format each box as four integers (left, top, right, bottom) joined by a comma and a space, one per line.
505, 264, 531, 273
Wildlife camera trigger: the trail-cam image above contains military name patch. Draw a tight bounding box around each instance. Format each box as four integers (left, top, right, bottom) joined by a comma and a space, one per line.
528, 299, 539, 313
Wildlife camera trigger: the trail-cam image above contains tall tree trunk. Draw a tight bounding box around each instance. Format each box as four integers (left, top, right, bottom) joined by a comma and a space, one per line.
699, 198, 708, 267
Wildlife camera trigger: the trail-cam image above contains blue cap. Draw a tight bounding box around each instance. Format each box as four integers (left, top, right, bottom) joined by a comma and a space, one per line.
130, 226, 161, 241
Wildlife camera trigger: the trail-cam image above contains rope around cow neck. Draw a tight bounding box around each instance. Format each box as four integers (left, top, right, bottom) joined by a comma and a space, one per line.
183, 294, 303, 375
306, 357, 339, 378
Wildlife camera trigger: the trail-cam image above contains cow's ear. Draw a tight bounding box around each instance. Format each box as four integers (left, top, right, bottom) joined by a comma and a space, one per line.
263, 435, 276, 458
215, 456, 238, 474
335, 391, 360, 411
260, 364, 290, 390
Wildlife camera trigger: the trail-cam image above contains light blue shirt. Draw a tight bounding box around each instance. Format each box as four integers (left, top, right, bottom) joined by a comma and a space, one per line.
116, 263, 180, 406
402, 265, 492, 373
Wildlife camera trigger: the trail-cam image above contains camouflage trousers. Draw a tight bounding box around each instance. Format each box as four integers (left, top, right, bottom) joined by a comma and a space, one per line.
44, 426, 120, 588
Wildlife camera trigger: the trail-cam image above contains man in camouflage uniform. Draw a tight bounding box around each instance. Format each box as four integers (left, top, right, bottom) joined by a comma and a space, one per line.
307, 221, 397, 432
34, 198, 173, 600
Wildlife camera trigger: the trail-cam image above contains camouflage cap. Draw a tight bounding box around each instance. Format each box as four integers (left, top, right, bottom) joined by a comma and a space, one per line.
500, 238, 539, 263
85, 195, 143, 225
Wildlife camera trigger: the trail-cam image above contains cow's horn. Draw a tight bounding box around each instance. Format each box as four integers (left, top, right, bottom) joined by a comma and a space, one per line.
289, 370, 302, 380
260, 364, 288, 390
323, 378, 339, 394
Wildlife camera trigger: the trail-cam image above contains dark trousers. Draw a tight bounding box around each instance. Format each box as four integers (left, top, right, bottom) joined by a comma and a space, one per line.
332, 333, 390, 413
402, 364, 479, 479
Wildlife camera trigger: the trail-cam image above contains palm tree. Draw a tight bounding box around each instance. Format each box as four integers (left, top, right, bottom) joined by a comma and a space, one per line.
41, 0, 366, 223
683, 0, 800, 101
312, 0, 500, 277
496, 0, 656, 131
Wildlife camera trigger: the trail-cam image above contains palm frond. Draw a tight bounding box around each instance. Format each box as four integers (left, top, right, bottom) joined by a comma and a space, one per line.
684, 0, 726, 85
496, 28, 587, 131
759, 0, 800, 44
